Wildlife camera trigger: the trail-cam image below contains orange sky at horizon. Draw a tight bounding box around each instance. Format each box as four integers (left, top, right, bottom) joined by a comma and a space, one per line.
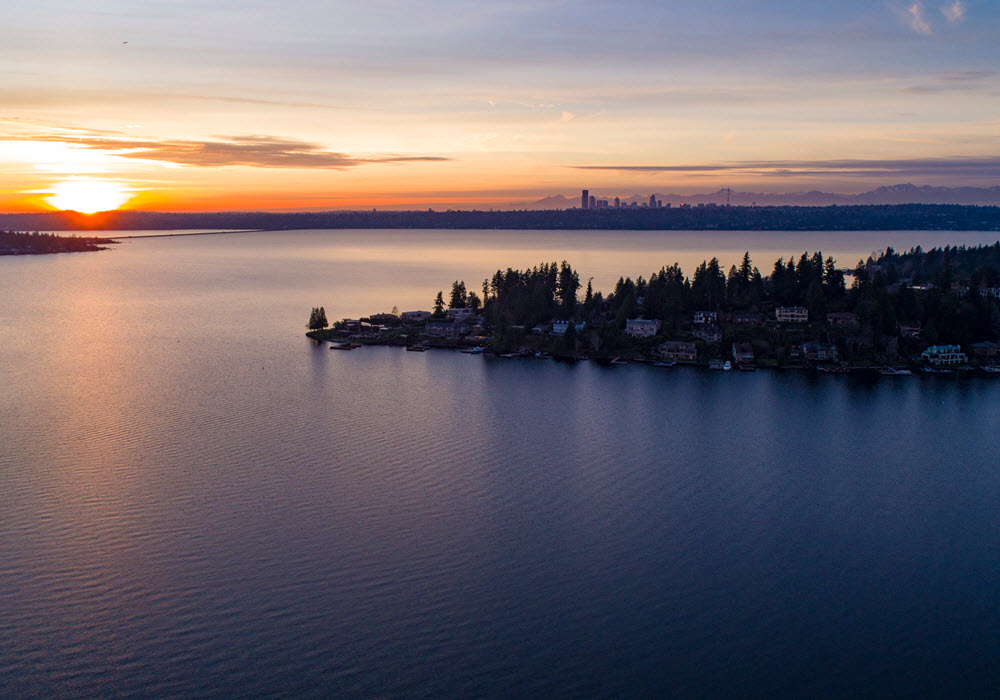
1, 1, 998, 214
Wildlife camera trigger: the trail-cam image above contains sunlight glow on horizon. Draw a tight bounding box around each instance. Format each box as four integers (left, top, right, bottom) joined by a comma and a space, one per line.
0, 1, 997, 210
45, 179, 134, 214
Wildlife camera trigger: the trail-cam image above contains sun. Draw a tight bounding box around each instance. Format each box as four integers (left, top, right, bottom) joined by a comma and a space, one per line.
45, 179, 133, 214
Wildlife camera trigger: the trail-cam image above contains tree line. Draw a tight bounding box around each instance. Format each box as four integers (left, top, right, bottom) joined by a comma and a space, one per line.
437, 246, 998, 350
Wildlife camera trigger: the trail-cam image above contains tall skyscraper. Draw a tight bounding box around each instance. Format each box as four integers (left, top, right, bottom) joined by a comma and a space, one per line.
649, 194, 657, 208
581, 189, 589, 209
589, 195, 596, 209
614, 197, 620, 208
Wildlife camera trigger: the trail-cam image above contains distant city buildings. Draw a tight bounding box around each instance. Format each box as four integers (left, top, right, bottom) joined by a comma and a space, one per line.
580, 188, 668, 210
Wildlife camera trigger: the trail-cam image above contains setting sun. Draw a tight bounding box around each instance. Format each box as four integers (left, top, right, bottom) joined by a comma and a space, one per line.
45, 179, 132, 214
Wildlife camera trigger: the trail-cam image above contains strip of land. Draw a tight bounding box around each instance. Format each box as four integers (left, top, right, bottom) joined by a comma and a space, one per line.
0, 230, 118, 255
3, 204, 1000, 232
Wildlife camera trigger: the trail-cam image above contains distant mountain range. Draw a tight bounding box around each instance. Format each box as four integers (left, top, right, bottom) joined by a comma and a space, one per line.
521, 184, 1000, 209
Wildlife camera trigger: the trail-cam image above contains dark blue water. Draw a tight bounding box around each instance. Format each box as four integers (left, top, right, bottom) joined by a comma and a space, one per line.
2, 231, 999, 697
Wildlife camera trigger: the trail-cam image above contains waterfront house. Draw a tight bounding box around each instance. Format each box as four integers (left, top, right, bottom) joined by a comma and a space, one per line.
921, 344, 967, 365
897, 322, 921, 339
692, 325, 722, 343
693, 311, 717, 325
626, 318, 662, 338
401, 310, 432, 322
970, 341, 1000, 359
776, 306, 808, 323
368, 312, 399, 324
800, 342, 838, 362
531, 323, 551, 335
658, 341, 697, 361
732, 342, 754, 364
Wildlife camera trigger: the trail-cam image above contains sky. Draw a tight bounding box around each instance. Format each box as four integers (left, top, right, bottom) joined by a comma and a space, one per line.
1, 0, 998, 212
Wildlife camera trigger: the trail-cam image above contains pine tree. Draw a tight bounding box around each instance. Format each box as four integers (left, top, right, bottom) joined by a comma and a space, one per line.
306, 307, 328, 330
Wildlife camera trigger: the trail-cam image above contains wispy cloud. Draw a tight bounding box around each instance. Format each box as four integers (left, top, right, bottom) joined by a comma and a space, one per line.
572, 156, 1000, 179
940, 0, 966, 22
902, 70, 997, 94
1, 133, 450, 170
895, 2, 933, 34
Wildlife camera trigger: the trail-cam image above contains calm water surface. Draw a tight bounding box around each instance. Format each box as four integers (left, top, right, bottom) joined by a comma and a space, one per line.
2, 230, 999, 698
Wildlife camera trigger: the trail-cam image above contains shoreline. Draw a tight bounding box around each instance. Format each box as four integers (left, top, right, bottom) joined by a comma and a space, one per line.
306, 331, 998, 378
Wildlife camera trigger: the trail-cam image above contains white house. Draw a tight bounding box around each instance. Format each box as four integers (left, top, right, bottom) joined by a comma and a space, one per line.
776, 306, 808, 323
921, 344, 967, 365
693, 311, 717, 325
550, 320, 585, 335
625, 318, 662, 338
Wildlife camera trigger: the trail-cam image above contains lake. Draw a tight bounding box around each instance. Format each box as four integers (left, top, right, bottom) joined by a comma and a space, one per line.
2, 229, 999, 697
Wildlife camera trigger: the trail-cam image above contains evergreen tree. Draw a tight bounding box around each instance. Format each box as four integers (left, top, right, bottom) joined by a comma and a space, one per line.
449, 280, 468, 308
557, 260, 580, 316
433, 291, 446, 318
306, 306, 328, 330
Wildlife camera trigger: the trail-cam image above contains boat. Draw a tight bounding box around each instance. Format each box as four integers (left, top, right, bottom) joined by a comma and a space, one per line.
460, 345, 487, 354
329, 343, 355, 350
879, 367, 912, 376
921, 366, 951, 374
708, 359, 723, 370
980, 365, 1000, 375
722, 360, 732, 371
406, 344, 427, 352
534, 351, 551, 359
610, 357, 628, 365
738, 363, 757, 371
654, 360, 676, 368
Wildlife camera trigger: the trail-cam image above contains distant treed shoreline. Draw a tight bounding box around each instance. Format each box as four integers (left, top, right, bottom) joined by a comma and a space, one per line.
1, 203, 1000, 232
0, 230, 118, 255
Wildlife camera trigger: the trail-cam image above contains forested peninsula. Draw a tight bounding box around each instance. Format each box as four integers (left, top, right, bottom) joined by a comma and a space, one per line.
309, 243, 1000, 373
0, 230, 118, 255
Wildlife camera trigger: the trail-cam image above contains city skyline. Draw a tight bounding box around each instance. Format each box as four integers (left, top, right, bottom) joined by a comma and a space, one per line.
1, 0, 998, 212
